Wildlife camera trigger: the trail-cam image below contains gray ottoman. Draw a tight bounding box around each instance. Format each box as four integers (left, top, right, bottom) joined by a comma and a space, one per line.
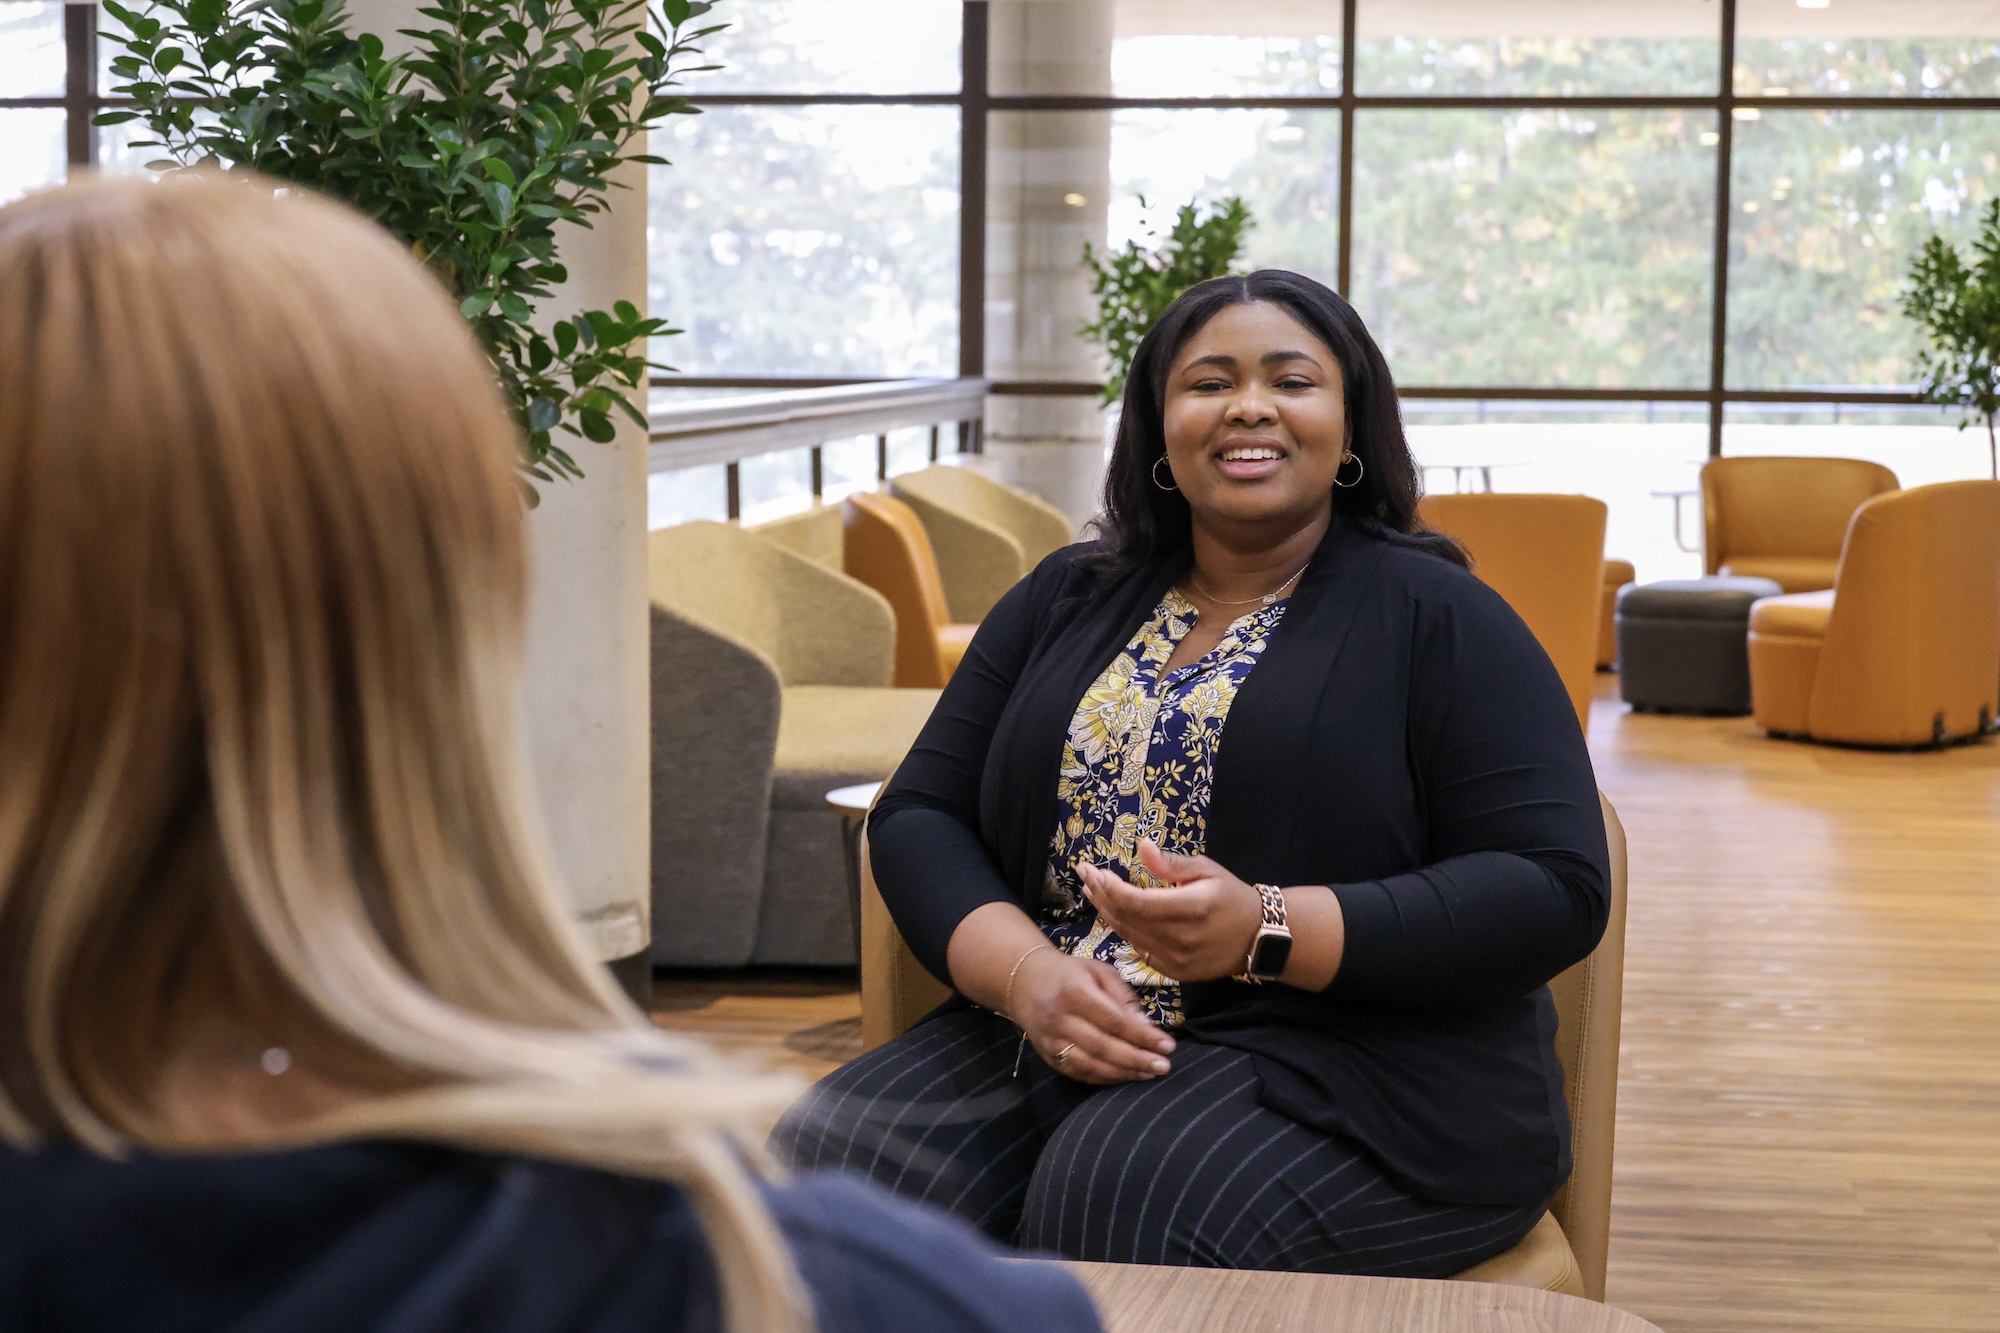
1616, 577, 1784, 715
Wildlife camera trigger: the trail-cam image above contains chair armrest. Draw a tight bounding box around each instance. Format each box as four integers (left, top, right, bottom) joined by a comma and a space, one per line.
860, 828, 952, 1050
649, 605, 783, 967
1545, 791, 1628, 1302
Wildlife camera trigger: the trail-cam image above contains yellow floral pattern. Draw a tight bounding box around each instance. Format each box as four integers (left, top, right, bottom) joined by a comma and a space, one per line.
1040, 587, 1287, 1028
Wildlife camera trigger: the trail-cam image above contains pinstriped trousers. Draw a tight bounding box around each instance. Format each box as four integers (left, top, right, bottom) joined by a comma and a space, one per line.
769, 1007, 1546, 1276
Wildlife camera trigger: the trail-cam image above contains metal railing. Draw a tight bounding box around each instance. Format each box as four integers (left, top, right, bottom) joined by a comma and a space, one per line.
648, 378, 989, 520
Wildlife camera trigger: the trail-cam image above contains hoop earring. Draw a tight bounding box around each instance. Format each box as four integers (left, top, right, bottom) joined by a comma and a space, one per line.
1332, 452, 1365, 489
1152, 455, 1178, 492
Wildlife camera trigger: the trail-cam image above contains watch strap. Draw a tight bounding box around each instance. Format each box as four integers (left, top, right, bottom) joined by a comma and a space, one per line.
1235, 883, 1290, 983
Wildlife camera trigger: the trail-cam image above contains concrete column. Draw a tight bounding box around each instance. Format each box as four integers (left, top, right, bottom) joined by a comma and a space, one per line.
347, 0, 652, 972
517, 152, 652, 973
983, 0, 1115, 531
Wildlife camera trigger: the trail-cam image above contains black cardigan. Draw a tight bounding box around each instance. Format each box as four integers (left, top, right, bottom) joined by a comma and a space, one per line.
869, 513, 1610, 1208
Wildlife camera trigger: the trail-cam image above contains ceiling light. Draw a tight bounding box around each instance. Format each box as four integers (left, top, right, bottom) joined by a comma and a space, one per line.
1797, 0, 1830, 8
1063, 192, 1087, 207
1733, 107, 1763, 120
1700, 130, 1721, 145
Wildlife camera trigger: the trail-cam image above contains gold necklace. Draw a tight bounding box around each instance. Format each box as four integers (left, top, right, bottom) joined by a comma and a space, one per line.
1188, 563, 1307, 608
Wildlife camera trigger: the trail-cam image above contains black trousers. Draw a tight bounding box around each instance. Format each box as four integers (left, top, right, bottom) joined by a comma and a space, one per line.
770, 1007, 1545, 1276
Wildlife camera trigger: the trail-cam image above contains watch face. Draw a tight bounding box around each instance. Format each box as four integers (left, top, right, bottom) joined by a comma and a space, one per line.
1249, 930, 1292, 978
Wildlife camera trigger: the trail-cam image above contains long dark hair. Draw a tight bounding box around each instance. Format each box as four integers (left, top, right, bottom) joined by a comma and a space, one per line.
1089, 269, 1468, 573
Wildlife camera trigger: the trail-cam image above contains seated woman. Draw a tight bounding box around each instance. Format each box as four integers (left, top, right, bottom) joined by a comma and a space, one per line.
0, 176, 1098, 1333
774, 270, 1610, 1277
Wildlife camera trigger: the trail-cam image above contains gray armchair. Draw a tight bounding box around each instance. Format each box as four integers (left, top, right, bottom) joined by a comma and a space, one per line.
647, 520, 939, 967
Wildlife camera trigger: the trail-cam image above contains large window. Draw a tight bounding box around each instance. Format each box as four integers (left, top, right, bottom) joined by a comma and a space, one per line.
1349, 108, 1715, 388
656, 1, 2000, 414
646, 1, 2000, 572
0, 5, 206, 197
28, 4, 1995, 563
647, 104, 960, 377
0, 4, 82, 204
1726, 108, 1999, 388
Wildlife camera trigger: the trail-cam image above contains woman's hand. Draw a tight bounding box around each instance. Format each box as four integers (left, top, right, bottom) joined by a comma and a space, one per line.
1010, 947, 1175, 1085
1079, 840, 1264, 982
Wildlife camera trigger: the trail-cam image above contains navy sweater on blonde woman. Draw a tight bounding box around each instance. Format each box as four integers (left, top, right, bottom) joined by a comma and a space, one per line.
0, 1140, 1100, 1333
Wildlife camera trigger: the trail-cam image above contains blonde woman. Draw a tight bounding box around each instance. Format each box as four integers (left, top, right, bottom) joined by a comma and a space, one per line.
0, 175, 1098, 1333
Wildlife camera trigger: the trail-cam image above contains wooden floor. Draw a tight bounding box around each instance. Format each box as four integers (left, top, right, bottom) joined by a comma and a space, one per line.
649, 673, 2000, 1333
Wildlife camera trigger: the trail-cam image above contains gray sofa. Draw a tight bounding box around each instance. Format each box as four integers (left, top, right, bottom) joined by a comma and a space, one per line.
647, 520, 939, 967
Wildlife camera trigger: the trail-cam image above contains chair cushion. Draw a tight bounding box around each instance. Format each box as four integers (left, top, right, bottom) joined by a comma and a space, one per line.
772, 685, 940, 810
1748, 589, 1835, 640
1451, 1212, 1585, 1297
1719, 555, 1840, 593
1617, 576, 1783, 621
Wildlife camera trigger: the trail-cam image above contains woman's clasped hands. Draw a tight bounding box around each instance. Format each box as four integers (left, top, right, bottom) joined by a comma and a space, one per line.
1078, 839, 1265, 983
1008, 841, 1270, 1086
1010, 946, 1174, 1085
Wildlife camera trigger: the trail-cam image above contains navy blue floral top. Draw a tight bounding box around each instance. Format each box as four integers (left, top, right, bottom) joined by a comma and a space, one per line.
1039, 588, 1287, 1028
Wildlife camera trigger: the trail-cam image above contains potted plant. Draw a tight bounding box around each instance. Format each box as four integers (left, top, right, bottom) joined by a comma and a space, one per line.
1079, 195, 1251, 406
98, 0, 722, 491
1903, 197, 2000, 481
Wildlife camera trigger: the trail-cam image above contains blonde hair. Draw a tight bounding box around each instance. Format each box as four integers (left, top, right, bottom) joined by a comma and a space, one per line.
0, 174, 808, 1333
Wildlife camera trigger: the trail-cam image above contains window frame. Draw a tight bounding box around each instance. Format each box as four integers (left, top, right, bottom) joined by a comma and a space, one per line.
0, 5, 96, 168
28, 3, 2000, 456
676, 0, 2000, 457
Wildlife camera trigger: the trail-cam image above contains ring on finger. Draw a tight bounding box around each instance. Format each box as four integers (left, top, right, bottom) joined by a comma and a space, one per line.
1055, 1042, 1076, 1065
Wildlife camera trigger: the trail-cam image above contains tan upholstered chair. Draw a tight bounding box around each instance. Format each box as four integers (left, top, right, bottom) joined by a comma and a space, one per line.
859, 793, 1630, 1302
647, 520, 938, 968
1418, 494, 1609, 729
1701, 456, 1899, 593
751, 504, 844, 569
1597, 558, 1636, 669
1747, 480, 2000, 746
844, 490, 978, 688
892, 466, 1076, 621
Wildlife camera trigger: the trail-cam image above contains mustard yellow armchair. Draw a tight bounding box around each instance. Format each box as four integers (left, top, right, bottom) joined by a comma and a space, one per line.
1747, 480, 2000, 746
1418, 493, 1608, 730
858, 794, 1630, 1302
843, 491, 978, 689
1597, 558, 1636, 669
1702, 456, 1898, 593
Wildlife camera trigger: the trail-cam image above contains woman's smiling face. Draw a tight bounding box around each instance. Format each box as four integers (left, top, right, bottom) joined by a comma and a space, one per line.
1158, 300, 1348, 536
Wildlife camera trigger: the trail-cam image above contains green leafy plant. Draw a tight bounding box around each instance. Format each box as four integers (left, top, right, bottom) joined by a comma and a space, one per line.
1079, 196, 1251, 406
98, 0, 723, 490
1903, 197, 2000, 480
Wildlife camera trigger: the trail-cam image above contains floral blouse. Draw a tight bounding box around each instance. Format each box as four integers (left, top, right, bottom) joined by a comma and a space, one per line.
1040, 587, 1287, 1028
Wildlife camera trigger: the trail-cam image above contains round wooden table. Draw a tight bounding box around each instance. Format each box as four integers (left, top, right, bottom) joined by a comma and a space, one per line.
824, 781, 881, 822
824, 782, 883, 963
1060, 1261, 1663, 1333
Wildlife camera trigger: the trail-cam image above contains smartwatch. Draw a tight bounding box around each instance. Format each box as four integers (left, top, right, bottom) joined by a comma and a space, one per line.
1237, 883, 1292, 982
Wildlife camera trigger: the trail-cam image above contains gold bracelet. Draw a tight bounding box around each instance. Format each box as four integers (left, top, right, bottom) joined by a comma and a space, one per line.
1003, 942, 1052, 1023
